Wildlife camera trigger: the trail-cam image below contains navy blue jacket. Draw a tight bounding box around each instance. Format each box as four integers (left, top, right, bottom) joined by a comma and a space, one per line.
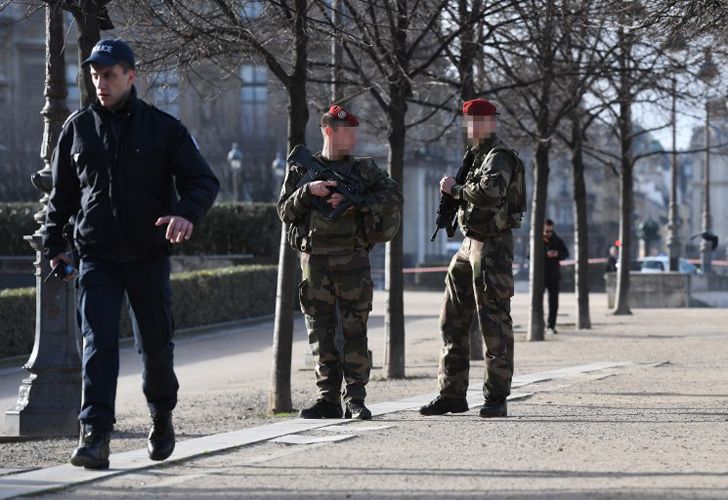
43, 87, 219, 262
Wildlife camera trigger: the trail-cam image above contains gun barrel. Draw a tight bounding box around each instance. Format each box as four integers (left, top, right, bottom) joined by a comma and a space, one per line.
430, 228, 440, 242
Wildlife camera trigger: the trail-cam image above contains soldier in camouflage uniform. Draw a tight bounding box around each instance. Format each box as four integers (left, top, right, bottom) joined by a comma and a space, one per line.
278, 105, 403, 420
420, 98, 524, 418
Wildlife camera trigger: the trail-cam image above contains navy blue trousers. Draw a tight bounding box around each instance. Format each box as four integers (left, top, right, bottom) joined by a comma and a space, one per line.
76, 256, 178, 430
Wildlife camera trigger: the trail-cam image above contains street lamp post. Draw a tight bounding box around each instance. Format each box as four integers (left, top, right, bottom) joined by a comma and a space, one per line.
5, 3, 81, 437
663, 33, 686, 272
701, 101, 713, 274
227, 142, 243, 202
666, 75, 681, 271
698, 48, 718, 274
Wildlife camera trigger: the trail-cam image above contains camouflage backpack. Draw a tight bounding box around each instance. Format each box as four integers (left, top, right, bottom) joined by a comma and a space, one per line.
486, 146, 527, 229
355, 158, 402, 244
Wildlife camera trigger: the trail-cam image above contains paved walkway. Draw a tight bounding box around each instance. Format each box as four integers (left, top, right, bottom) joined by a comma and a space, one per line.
1, 290, 728, 498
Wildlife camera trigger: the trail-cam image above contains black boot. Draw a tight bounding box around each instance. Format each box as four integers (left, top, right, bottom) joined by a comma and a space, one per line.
419, 395, 469, 416
148, 412, 175, 461
299, 399, 343, 419
345, 400, 372, 420
479, 398, 507, 418
70, 424, 110, 470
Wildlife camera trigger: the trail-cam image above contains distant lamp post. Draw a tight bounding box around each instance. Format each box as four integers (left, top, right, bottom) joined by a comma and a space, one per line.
663, 32, 687, 272
638, 218, 660, 258
697, 48, 718, 274
227, 142, 243, 202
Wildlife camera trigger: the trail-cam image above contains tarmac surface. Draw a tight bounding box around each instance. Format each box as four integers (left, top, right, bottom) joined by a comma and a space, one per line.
1, 289, 727, 498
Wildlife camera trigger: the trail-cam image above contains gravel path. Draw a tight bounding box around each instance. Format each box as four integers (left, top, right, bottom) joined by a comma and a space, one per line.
3, 290, 728, 498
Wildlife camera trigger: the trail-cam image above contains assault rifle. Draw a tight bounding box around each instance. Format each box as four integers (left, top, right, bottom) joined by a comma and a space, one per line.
287, 144, 366, 221
430, 149, 475, 241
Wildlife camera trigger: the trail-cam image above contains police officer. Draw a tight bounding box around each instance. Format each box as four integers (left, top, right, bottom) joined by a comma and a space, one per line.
278, 105, 403, 420
43, 39, 219, 469
420, 98, 523, 418
543, 218, 569, 335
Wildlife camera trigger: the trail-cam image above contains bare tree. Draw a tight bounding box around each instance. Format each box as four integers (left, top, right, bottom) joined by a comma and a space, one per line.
117, 0, 313, 412
552, 0, 614, 329
61, 1, 114, 106
482, 0, 575, 341
643, 0, 728, 43
587, 1, 687, 315
314, 0, 499, 376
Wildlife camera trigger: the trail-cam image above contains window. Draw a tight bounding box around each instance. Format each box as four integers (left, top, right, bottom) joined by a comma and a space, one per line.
66, 65, 79, 110
240, 64, 268, 138
149, 70, 180, 117
241, 0, 264, 20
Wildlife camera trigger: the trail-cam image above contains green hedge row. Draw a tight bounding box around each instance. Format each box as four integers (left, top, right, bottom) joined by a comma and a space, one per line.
0, 203, 40, 256
0, 287, 36, 359
0, 202, 281, 257
181, 203, 280, 257
0, 264, 278, 359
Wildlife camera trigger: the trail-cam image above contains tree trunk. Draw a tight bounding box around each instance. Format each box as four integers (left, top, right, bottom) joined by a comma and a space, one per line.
570, 111, 591, 329
457, 0, 483, 360
384, 92, 406, 379
613, 24, 633, 316
383, 4, 409, 380
331, 0, 344, 103
269, 0, 309, 412
613, 152, 633, 315
527, 141, 550, 341
527, 1, 555, 342
70, 5, 103, 107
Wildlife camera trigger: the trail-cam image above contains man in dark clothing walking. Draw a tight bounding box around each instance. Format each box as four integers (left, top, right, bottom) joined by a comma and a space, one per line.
43, 39, 219, 470
543, 219, 568, 335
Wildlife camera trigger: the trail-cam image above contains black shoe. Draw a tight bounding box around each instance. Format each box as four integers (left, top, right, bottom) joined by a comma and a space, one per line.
299, 399, 343, 419
345, 400, 372, 420
148, 412, 175, 461
70, 424, 110, 470
419, 396, 469, 416
479, 398, 507, 418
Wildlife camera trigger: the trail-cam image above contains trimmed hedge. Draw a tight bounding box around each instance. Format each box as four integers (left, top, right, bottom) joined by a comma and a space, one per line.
0, 202, 281, 257
179, 203, 280, 257
168, 264, 277, 328
0, 203, 41, 256
0, 287, 36, 358
0, 264, 278, 359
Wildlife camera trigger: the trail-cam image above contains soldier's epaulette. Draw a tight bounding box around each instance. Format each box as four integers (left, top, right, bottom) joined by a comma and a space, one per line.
149, 104, 181, 122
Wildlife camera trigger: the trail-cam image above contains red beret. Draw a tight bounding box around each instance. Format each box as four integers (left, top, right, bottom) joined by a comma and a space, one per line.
326, 104, 359, 126
462, 98, 499, 117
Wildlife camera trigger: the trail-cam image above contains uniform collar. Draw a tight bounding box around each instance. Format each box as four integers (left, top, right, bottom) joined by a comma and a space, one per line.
92, 85, 138, 117
471, 134, 500, 154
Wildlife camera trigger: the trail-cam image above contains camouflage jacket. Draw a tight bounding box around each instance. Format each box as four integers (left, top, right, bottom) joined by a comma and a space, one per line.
277, 152, 403, 255
451, 135, 517, 238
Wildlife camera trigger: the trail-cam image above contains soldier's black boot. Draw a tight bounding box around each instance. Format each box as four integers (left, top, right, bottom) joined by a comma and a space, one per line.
299, 399, 343, 419
148, 412, 175, 461
345, 400, 372, 420
479, 398, 507, 418
70, 424, 110, 470
419, 395, 469, 416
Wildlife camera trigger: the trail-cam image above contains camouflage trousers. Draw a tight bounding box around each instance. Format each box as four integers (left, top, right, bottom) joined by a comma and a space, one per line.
438, 234, 514, 401
299, 249, 373, 404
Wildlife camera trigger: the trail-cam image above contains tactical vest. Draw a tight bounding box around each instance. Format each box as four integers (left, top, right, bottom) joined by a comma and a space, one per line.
287, 158, 400, 255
